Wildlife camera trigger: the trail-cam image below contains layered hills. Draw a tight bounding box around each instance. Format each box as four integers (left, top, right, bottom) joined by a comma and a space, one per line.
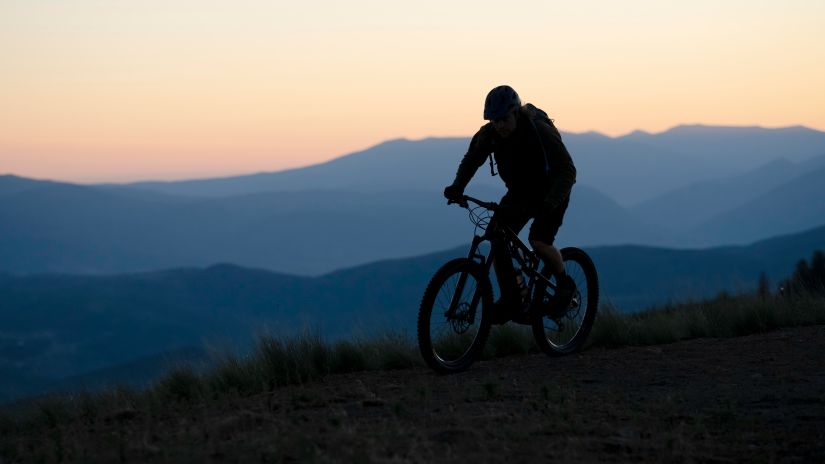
2, 125, 825, 276
2, 224, 824, 401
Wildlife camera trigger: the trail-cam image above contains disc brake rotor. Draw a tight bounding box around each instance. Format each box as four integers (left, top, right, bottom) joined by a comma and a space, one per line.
449, 302, 472, 333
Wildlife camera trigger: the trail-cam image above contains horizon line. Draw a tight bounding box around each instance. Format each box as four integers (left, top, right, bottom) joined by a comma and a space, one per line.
4, 122, 822, 185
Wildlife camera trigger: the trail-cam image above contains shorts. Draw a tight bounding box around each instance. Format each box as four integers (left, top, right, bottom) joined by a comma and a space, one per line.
491, 191, 570, 245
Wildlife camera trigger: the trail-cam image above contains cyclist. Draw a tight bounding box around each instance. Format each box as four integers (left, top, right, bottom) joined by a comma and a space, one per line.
443, 85, 577, 321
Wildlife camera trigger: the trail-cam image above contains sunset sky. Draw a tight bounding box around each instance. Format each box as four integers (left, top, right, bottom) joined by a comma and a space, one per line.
2, 0, 824, 182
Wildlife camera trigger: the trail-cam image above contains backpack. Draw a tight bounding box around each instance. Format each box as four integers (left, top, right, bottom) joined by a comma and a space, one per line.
488, 103, 555, 177
524, 103, 555, 175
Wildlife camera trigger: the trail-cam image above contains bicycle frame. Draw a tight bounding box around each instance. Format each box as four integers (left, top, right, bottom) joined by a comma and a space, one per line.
469, 224, 555, 293
446, 196, 556, 321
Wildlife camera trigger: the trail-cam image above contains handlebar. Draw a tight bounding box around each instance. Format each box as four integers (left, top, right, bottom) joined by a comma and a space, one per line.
448, 195, 499, 211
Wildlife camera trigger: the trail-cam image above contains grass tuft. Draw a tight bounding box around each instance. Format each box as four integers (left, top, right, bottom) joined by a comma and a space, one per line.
155, 365, 205, 403
330, 340, 368, 373
484, 325, 534, 358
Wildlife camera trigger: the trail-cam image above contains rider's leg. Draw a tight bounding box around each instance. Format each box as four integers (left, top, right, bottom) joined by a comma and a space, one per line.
528, 195, 570, 276
529, 240, 563, 276
489, 194, 530, 305
492, 240, 529, 301
529, 197, 575, 312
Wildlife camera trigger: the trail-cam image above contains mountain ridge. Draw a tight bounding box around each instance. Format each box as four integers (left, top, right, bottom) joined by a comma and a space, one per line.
90, 124, 825, 203
2, 124, 824, 275
0, 176, 663, 275
1, 223, 824, 402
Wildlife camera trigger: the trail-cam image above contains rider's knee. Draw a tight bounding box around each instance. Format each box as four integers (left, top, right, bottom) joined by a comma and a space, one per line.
530, 239, 551, 250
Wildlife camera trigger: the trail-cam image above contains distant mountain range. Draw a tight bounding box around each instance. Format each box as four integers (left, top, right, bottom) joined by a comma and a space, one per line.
2, 125, 825, 275
111, 124, 825, 205
2, 223, 824, 402
631, 154, 825, 230
0, 176, 667, 275
0, 178, 469, 274
695, 163, 825, 244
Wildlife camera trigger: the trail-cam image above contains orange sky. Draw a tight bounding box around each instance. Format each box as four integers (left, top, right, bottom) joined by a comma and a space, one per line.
2, 0, 824, 182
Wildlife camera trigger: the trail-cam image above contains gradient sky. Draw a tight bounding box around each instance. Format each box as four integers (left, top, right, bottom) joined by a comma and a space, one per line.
2, 0, 824, 182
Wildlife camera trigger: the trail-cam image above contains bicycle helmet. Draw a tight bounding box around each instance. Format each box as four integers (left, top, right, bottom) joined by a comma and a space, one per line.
483, 85, 521, 120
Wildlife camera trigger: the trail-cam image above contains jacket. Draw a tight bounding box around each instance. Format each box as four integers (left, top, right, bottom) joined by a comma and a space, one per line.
451, 104, 576, 210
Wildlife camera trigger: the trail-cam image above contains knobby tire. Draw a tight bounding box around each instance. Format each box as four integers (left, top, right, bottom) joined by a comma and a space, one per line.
532, 247, 599, 355
417, 258, 493, 373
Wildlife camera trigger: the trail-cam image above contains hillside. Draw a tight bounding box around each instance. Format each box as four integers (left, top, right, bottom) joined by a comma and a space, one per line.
0, 180, 469, 275
630, 157, 802, 230
2, 224, 824, 401
3, 325, 824, 463
0, 178, 661, 275
696, 165, 825, 244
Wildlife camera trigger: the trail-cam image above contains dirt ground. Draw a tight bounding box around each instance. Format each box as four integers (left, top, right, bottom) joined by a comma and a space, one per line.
4, 325, 825, 463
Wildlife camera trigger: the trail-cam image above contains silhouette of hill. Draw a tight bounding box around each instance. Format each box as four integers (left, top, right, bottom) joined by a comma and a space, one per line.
696, 164, 825, 244
111, 125, 825, 206
0, 176, 662, 275
630, 155, 825, 234
121, 138, 474, 197
0, 182, 211, 273
122, 133, 688, 205
0, 178, 463, 274
561, 125, 825, 205
0, 174, 61, 197
2, 224, 824, 401
557, 186, 668, 246
621, 124, 825, 169
6, 125, 824, 274
561, 131, 713, 205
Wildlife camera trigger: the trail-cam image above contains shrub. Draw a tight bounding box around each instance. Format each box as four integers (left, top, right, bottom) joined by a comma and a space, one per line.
154, 366, 205, 403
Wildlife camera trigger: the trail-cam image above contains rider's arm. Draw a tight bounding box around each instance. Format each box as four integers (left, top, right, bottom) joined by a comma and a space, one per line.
536, 120, 576, 210
451, 125, 495, 189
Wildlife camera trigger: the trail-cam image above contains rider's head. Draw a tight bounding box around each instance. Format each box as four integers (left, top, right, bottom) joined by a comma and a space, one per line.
484, 85, 521, 138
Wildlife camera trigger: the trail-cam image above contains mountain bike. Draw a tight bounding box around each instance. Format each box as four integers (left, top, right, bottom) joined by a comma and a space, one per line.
417, 195, 599, 373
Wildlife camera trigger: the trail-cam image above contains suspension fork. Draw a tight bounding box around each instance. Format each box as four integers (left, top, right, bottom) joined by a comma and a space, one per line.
446, 235, 491, 322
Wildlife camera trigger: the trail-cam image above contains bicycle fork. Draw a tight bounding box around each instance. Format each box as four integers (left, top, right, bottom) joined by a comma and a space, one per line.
445, 236, 490, 324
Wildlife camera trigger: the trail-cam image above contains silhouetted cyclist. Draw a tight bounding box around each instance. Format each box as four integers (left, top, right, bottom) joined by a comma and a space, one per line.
444, 85, 577, 321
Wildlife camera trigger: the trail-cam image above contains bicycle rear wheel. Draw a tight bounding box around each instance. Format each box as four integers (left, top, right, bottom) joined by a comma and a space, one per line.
532, 247, 599, 355
417, 258, 493, 373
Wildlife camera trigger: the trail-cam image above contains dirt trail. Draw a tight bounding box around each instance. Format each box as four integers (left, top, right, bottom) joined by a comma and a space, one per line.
5, 326, 825, 463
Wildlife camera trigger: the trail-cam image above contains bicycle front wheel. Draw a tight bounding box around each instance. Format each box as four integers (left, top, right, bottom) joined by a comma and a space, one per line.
532, 247, 599, 355
417, 258, 493, 373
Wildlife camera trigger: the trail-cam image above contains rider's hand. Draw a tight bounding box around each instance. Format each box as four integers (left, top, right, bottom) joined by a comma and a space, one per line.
443, 184, 464, 202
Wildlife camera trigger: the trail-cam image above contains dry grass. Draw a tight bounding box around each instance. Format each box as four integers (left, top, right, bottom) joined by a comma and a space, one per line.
590, 293, 825, 348
2, 293, 824, 435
